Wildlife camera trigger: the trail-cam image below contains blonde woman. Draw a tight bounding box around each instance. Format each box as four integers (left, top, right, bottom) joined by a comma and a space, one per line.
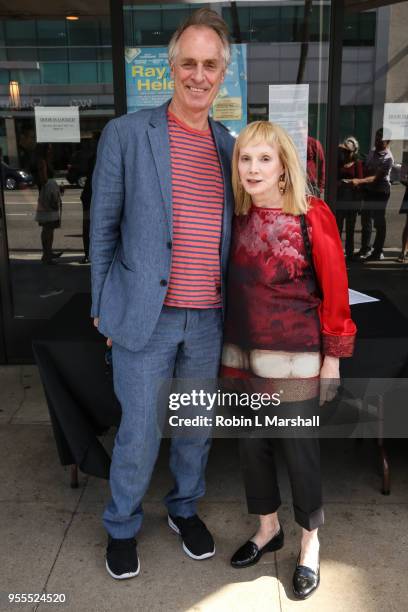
221, 121, 356, 599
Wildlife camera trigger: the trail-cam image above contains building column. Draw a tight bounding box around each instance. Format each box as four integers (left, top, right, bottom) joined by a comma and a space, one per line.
5, 117, 19, 167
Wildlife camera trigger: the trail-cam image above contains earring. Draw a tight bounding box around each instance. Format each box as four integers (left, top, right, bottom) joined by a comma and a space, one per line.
278, 173, 286, 195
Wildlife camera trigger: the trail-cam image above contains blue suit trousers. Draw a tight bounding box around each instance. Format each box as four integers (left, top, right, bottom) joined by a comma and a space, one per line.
103, 305, 223, 538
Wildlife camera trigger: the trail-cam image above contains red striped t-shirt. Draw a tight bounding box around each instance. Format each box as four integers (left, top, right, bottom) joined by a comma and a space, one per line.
164, 111, 224, 308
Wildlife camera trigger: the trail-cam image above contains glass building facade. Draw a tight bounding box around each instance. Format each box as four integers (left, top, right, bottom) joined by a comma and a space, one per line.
0, 1, 407, 362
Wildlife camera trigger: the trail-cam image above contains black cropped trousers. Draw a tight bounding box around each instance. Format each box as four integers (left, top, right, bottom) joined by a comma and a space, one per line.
239, 433, 324, 531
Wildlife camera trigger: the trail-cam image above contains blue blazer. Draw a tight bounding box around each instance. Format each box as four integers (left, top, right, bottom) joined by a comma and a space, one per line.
90, 101, 235, 352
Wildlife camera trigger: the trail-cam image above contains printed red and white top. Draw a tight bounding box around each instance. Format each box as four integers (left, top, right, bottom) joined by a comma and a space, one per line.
224, 197, 357, 357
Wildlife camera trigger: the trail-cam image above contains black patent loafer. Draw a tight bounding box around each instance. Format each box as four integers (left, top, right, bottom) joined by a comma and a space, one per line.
292, 553, 320, 599
230, 526, 284, 568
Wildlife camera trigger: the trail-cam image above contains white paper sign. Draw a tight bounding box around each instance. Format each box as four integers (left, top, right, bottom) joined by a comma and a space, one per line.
268, 84, 309, 170
383, 103, 408, 140
348, 289, 379, 305
35, 106, 80, 143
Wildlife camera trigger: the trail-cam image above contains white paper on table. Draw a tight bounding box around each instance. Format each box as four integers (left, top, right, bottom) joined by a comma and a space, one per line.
348, 289, 380, 305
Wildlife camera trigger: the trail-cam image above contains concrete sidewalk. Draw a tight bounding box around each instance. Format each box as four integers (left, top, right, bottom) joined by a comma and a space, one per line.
0, 365, 407, 612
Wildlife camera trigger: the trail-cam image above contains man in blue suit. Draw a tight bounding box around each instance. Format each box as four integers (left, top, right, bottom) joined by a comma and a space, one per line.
91, 9, 234, 579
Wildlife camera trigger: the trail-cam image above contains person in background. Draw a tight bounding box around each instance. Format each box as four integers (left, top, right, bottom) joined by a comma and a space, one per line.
347, 128, 394, 261
32, 144, 63, 264
222, 121, 356, 599
80, 132, 100, 264
307, 132, 326, 197
335, 137, 363, 261
35, 168, 62, 264
33, 143, 53, 192
397, 180, 408, 262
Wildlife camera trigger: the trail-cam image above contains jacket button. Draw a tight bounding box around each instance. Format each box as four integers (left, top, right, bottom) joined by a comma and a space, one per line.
160, 279, 167, 286
167, 241, 172, 249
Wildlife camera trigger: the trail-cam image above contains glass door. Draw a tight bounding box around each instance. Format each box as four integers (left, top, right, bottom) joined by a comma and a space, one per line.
123, 0, 332, 196
0, 13, 114, 361
335, 1, 408, 311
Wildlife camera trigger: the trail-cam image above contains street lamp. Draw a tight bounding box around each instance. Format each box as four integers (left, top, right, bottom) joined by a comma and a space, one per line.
9, 80, 20, 109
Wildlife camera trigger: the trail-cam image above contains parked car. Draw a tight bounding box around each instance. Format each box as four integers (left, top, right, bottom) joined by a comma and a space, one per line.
1, 161, 33, 190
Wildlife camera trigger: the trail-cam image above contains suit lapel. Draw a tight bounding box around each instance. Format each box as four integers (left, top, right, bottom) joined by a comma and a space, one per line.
210, 120, 233, 254
147, 104, 173, 237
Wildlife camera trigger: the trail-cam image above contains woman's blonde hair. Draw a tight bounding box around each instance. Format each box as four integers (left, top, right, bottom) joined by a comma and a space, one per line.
232, 121, 311, 216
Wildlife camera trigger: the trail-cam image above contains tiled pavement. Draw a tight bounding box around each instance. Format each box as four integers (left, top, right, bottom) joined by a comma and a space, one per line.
0, 365, 407, 611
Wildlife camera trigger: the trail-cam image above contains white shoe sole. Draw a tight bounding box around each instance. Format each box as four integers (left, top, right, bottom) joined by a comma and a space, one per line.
167, 515, 216, 560
105, 559, 140, 580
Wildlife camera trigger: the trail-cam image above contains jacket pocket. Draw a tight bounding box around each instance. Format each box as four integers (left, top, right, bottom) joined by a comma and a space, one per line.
119, 258, 136, 272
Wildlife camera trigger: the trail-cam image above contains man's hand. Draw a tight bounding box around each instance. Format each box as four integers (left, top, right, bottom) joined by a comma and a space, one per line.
93, 317, 112, 347
319, 356, 340, 406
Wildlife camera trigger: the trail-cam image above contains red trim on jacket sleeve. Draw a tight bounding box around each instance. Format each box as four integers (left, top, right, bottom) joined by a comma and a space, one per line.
322, 332, 355, 357
307, 197, 357, 357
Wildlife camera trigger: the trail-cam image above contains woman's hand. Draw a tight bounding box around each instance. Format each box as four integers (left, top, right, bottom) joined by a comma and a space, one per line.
319, 355, 340, 406
93, 317, 112, 347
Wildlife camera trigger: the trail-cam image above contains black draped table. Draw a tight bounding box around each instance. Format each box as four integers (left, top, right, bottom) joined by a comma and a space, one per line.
341, 291, 408, 379
340, 291, 408, 493
33, 291, 408, 490
33, 294, 120, 483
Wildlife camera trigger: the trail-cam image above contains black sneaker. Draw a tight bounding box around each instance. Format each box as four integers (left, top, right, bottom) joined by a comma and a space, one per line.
168, 514, 215, 560
105, 536, 140, 579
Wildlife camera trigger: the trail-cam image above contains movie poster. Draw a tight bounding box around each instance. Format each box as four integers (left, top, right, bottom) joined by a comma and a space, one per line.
125, 45, 247, 135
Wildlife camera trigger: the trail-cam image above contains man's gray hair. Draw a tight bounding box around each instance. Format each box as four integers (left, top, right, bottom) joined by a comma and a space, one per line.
168, 8, 231, 68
